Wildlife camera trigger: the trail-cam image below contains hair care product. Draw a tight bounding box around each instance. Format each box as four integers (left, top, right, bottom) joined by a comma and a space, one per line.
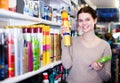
61, 10, 71, 46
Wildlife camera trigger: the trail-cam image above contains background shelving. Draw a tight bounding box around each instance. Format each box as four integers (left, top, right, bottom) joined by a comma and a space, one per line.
0, 9, 62, 82
0, 0, 79, 82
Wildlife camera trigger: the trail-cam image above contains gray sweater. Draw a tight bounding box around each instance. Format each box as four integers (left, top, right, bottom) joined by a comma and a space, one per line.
61, 36, 112, 83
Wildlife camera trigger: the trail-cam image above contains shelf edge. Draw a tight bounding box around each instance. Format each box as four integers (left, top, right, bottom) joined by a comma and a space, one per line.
0, 61, 62, 83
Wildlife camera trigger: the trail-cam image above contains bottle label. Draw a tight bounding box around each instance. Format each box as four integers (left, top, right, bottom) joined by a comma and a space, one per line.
63, 33, 71, 46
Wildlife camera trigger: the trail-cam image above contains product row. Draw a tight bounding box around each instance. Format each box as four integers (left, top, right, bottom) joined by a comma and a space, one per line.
0, 0, 76, 23
0, 24, 61, 81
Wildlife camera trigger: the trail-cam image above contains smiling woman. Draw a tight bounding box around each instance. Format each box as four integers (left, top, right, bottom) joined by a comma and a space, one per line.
60, 6, 112, 83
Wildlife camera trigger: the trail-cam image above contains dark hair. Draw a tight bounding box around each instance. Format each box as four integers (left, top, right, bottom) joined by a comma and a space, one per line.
77, 6, 97, 20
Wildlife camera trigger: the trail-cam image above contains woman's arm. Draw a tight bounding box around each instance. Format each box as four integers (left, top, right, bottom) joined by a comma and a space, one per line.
97, 44, 112, 81
61, 39, 73, 69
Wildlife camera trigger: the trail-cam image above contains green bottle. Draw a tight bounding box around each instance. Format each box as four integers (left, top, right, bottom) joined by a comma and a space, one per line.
88, 55, 111, 70
97, 56, 111, 64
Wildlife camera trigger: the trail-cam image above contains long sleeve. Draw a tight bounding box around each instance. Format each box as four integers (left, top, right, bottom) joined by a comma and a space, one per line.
61, 39, 73, 69
97, 43, 112, 81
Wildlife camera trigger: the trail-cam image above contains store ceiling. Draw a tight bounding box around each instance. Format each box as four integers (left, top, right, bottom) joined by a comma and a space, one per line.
84, 0, 120, 8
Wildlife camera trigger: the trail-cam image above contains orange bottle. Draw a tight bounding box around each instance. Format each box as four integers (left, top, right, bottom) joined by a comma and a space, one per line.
0, 0, 9, 10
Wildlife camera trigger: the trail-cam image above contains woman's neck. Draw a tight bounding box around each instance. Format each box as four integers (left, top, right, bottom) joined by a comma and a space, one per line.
81, 33, 101, 48
82, 31, 96, 41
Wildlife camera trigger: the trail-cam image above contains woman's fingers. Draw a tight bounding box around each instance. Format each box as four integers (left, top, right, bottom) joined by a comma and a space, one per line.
96, 62, 103, 68
60, 26, 68, 34
90, 62, 103, 71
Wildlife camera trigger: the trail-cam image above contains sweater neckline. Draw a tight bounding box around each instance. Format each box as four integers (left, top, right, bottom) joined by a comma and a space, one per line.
79, 36, 103, 49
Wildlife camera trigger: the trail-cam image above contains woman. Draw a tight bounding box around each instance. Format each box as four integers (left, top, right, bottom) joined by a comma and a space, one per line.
61, 6, 112, 83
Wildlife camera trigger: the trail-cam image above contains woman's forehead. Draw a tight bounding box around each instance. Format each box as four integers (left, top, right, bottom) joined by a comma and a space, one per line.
78, 13, 92, 18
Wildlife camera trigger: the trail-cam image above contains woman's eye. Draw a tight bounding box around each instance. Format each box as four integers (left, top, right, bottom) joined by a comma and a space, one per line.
77, 19, 82, 22
86, 18, 90, 21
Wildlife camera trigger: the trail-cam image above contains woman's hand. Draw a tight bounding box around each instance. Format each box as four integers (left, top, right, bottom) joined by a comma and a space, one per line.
89, 62, 104, 71
60, 26, 70, 37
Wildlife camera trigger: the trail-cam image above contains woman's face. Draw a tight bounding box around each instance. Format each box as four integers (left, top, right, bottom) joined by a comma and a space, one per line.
77, 13, 97, 33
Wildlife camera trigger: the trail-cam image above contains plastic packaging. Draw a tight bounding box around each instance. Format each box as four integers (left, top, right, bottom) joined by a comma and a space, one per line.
0, 0, 8, 10
89, 55, 111, 70
97, 56, 111, 64
61, 10, 71, 46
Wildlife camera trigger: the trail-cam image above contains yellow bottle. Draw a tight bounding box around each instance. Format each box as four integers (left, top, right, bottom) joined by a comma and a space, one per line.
61, 10, 71, 46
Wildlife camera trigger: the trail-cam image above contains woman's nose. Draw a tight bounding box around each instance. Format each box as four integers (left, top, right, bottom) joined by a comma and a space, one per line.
82, 20, 86, 25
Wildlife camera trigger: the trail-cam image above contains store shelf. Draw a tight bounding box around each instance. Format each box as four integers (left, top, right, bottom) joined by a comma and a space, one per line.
0, 0, 69, 83
40, 19, 61, 26
0, 9, 40, 22
0, 9, 61, 26
0, 60, 62, 83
